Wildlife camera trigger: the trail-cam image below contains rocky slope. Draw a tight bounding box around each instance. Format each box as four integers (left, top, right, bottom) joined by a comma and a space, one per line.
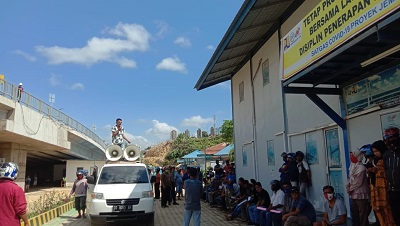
142, 141, 173, 166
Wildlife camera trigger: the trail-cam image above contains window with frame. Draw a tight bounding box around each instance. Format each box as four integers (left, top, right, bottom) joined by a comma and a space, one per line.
239, 82, 244, 103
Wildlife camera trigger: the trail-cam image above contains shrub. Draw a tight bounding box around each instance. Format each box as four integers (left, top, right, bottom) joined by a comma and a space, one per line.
27, 190, 72, 218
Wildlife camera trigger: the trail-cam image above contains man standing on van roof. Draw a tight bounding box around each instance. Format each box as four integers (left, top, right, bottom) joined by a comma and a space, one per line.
111, 118, 131, 149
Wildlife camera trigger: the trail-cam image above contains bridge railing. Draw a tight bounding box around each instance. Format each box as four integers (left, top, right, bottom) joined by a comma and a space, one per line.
0, 79, 107, 149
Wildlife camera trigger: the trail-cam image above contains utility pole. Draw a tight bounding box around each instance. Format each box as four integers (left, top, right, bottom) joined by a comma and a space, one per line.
213, 115, 216, 133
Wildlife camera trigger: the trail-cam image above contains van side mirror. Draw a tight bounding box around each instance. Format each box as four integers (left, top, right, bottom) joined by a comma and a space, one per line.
87, 176, 95, 184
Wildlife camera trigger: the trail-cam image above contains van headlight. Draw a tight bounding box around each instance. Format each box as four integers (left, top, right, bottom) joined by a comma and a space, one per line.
142, 191, 154, 198
91, 192, 104, 199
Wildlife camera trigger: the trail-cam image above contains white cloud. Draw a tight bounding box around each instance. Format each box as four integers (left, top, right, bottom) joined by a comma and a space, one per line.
49, 74, 61, 86
207, 45, 215, 50
155, 20, 169, 37
145, 120, 178, 139
181, 115, 213, 128
13, 50, 36, 62
124, 133, 150, 148
36, 22, 151, 67
156, 56, 187, 73
70, 83, 84, 90
174, 36, 191, 48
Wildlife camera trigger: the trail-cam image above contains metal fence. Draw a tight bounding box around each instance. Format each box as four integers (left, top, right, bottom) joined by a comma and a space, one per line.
0, 80, 107, 149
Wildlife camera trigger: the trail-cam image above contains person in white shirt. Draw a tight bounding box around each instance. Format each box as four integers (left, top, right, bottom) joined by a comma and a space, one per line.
259, 180, 285, 226
111, 118, 131, 149
314, 185, 347, 226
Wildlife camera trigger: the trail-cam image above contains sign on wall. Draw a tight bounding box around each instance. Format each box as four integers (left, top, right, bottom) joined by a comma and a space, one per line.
381, 111, 400, 132
344, 65, 400, 115
281, 0, 400, 80
267, 140, 275, 165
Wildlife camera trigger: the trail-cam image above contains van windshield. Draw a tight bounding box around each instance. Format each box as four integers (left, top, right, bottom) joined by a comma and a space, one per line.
98, 166, 149, 184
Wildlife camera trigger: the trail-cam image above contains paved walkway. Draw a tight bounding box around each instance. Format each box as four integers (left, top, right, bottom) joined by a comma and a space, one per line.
42, 198, 246, 226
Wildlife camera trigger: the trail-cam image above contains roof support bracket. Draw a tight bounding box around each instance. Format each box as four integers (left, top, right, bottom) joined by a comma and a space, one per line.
306, 93, 347, 129
283, 87, 340, 95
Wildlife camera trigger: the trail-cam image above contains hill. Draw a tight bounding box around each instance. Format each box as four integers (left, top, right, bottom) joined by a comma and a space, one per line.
142, 141, 173, 166
142, 135, 225, 166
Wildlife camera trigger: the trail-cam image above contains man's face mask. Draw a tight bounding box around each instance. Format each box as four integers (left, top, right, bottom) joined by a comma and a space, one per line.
324, 192, 334, 201
350, 153, 358, 163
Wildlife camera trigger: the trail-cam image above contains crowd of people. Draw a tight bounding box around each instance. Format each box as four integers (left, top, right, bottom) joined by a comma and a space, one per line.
154, 126, 400, 226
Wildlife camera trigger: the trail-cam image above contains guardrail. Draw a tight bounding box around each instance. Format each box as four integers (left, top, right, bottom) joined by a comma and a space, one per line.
0, 80, 107, 149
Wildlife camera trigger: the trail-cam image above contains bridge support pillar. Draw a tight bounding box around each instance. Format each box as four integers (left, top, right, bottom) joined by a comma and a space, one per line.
0, 142, 27, 189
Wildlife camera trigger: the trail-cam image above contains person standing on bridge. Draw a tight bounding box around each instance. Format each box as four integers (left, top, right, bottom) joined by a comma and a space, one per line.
70, 171, 88, 218
0, 162, 30, 226
17, 82, 23, 102
111, 118, 131, 149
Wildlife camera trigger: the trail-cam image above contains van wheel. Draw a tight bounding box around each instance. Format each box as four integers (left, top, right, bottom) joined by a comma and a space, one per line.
146, 217, 154, 226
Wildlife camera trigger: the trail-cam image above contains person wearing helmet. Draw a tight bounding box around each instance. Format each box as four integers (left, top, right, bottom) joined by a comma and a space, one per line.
0, 162, 30, 226
17, 82, 23, 102
70, 171, 88, 218
383, 127, 400, 226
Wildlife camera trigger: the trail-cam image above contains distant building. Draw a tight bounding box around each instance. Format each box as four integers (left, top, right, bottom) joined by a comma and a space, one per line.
210, 127, 215, 136
170, 130, 177, 140
185, 129, 190, 139
197, 128, 202, 138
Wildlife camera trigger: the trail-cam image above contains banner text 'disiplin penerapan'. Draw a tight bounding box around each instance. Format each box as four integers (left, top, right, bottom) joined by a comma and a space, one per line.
281, 0, 400, 80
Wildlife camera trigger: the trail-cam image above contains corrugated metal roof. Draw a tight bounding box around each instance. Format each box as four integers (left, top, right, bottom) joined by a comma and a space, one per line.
195, 0, 304, 90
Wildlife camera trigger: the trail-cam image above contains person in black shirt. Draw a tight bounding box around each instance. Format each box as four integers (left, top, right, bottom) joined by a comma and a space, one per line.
247, 182, 271, 225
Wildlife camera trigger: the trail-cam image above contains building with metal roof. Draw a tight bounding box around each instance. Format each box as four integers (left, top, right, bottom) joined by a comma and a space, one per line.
196, 0, 400, 213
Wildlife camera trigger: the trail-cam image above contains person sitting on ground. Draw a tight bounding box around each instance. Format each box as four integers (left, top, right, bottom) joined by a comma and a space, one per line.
225, 179, 250, 221
259, 180, 285, 226
282, 186, 316, 226
225, 168, 237, 210
314, 185, 347, 226
281, 181, 293, 216
247, 182, 271, 225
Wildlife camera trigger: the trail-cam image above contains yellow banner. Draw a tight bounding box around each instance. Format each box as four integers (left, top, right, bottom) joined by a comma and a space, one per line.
0, 75, 4, 84
282, 0, 400, 80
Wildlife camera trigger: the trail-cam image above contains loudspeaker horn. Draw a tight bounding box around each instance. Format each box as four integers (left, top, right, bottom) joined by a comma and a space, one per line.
105, 145, 123, 161
124, 145, 140, 161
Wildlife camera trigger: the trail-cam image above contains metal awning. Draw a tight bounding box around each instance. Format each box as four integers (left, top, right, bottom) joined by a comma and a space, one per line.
283, 11, 400, 89
195, 0, 305, 90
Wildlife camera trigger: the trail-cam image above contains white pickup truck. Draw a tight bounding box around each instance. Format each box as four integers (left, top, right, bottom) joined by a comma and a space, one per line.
86, 162, 155, 226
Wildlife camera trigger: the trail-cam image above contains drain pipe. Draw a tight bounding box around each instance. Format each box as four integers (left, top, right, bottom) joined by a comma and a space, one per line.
249, 55, 260, 181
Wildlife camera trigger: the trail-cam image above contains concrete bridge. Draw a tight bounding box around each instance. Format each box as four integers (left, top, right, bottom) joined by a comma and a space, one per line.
0, 80, 106, 188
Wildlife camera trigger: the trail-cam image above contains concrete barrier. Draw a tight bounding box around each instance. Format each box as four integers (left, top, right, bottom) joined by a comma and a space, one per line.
21, 201, 74, 226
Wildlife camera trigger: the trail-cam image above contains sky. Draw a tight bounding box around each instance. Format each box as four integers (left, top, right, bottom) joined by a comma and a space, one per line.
0, 1, 243, 148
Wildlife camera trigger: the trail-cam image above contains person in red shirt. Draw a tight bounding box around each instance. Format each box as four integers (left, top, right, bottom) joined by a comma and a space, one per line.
154, 168, 161, 199
0, 162, 29, 226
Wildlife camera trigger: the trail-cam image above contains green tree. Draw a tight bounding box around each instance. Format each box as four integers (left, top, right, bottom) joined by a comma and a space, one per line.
221, 120, 233, 143
202, 131, 209, 137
